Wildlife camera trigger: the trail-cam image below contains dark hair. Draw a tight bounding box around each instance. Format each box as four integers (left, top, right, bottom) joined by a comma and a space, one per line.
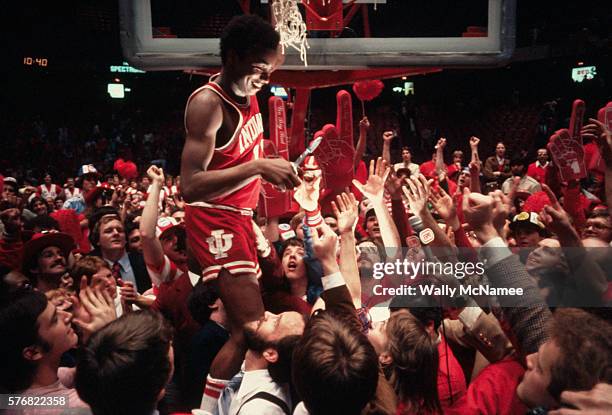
389, 292, 443, 332
24, 215, 59, 232
76, 311, 174, 415
280, 237, 305, 257
245, 323, 302, 384
588, 210, 610, 220
547, 308, 612, 402
292, 312, 379, 415
401, 146, 412, 153
510, 157, 526, 167
0, 289, 49, 391
28, 196, 47, 212
220, 14, 280, 66
268, 334, 302, 384
385, 311, 441, 414
187, 279, 219, 325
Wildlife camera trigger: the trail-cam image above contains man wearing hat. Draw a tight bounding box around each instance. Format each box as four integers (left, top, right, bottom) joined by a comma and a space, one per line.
62, 164, 100, 214
501, 158, 541, 198
2, 176, 18, 199
22, 231, 75, 293
509, 211, 547, 248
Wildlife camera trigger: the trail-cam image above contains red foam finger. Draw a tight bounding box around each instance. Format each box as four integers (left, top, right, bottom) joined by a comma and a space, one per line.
569, 99, 585, 141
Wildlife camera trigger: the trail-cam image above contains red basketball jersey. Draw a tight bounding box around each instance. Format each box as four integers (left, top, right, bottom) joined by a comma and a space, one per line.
185, 77, 264, 210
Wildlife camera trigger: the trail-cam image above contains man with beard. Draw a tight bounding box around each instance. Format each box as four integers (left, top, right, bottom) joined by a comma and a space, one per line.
227, 311, 305, 415
22, 231, 75, 293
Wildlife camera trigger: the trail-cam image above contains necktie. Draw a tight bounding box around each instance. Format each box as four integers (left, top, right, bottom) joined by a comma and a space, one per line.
112, 261, 121, 280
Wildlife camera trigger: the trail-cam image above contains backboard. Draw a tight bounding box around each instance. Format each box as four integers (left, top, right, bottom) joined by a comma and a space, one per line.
119, 0, 516, 71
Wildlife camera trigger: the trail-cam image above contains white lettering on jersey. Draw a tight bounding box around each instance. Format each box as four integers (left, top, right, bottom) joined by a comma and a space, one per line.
238, 113, 263, 154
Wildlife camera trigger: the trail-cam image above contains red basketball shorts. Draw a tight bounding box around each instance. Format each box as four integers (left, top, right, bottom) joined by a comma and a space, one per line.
185, 205, 261, 280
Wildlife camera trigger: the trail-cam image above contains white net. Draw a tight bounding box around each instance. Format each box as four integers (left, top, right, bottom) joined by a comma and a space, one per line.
272, 0, 310, 66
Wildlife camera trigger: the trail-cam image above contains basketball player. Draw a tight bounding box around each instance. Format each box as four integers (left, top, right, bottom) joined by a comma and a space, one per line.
180, 14, 300, 412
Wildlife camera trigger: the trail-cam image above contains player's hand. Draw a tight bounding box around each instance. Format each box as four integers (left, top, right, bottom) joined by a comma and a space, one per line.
469, 136, 480, 148
258, 158, 301, 190
147, 165, 165, 186
435, 137, 447, 150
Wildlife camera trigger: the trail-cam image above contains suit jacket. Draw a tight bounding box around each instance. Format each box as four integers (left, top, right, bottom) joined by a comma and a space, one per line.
88, 249, 152, 293
485, 254, 551, 357
483, 156, 511, 184
128, 251, 152, 293
444, 312, 513, 366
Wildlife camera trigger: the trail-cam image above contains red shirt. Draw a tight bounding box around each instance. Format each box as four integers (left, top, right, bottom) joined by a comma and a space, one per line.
419, 160, 437, 178
185, 78, 264, 209
526, 162, 548, 183
446, 355, 528, 415
438, 334, 467, 408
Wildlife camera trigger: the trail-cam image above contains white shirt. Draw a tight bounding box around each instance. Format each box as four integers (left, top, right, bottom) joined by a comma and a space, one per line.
293, 402, 309, 415
393, 162, 420, 177
228, 369, 291, 415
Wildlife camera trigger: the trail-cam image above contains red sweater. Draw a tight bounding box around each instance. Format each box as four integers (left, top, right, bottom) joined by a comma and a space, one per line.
446, 355, 528, 415
438, 334, 467, 408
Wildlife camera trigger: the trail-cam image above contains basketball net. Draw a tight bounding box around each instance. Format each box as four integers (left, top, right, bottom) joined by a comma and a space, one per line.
272, 0, 310, 66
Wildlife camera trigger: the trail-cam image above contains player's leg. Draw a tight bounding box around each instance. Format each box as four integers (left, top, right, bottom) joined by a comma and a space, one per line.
200, 268, 264, 413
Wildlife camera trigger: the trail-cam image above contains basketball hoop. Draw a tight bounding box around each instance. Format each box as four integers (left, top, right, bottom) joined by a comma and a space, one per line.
272, 0, 310, 66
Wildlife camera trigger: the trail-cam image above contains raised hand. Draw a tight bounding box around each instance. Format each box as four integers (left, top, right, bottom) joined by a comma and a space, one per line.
539, 184, 578, 241
359, 116, 371, 131
331, 192, 358, 234
385, 169, 406, 200
147, 165, 165, 186
469, 136, 480, 148
582, 118, 612, 168
73, 276, 117, 339
382, 130, 394, 142
352, 157, 390, 205
402, 174, 431, 216
311, 222, 339, 272
293, 175, 322, 212
429, 185, 456, 222
435, 137, 447, 150
489, 190, 511, 235
461, 188, 496, 240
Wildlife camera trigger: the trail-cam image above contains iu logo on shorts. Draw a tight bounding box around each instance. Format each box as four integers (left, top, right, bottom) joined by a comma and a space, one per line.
207, 230, 234, 259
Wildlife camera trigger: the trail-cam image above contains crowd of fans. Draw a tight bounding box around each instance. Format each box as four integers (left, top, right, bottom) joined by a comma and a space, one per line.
1, 101, 612, 415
